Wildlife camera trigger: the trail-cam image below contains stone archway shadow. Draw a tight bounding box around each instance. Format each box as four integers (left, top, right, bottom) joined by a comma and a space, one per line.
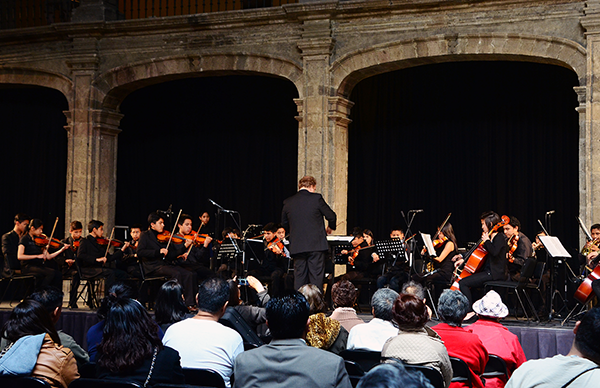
0, 68, 72, 104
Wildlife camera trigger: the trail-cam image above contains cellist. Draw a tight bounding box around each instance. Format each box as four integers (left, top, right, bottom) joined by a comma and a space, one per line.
452, 211, 508, 304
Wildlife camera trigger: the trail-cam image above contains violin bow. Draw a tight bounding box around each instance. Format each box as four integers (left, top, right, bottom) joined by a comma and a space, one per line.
46, 217, 60, 252
164, 209, 183, 254
432, 213, 452, 241
103, 227, 116, 259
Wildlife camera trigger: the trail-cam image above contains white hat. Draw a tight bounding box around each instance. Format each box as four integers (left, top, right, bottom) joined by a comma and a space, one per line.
472, 290, 509, 318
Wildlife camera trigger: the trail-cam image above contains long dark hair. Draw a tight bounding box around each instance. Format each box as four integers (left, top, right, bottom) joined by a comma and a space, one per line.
98, 295, 163, 373
27, 218, 43, 234
2, 299, 60, 345
439, 222, 457, 250
154, 280, 189, 325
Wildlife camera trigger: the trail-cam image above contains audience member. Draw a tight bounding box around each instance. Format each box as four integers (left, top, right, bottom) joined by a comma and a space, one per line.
402, 280, 433, 319
356, 361, 434, 388
154, 280, 194, 333
163, 277, 243, 388
97, 295, 184, 386
432, 290, 488, 388
225, 276, 270, 338
381, 293, 452, 388
347, 288, 399, 351
330, 280, 365, 332
0, 299, 79, 388
469, 291, 526, 388
233, 291, 352, 388
299, 283, 348, 354
506, 307, 600, 388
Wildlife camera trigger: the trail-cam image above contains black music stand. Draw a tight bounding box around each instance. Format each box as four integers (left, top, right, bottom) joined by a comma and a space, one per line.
376, 239, 406, 275
539, 235, 571, 321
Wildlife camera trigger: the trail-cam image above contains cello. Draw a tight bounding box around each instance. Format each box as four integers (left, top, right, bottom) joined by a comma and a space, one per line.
450, 215, 510, 291
574, 266, 600, 304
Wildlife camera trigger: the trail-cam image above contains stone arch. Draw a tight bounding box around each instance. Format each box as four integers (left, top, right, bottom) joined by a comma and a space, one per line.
332, 33, 586, 98
0, 68, 72, 104
93, 54, 303, 111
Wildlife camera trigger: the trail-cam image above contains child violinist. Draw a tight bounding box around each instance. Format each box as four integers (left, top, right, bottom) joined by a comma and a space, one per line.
60, 220, 83, 308
17, 218, 67, 289
420, 222, 458, 286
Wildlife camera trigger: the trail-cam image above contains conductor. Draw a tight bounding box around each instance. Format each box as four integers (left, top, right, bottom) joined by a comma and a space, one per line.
282, 176, 337, 291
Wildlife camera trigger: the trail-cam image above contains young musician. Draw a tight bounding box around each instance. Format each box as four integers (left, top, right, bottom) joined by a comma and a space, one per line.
136, 212, 196, 309
175, 214, 214, 284
453, 211, 508, 304
2, 213, 30, 276
258, 222, 288, 296
77, 220, 129, 296
340, 228, 379, 282
60, 221, 84, 308
118, 224, 143, 278
503, 216, 532, 281
580, 224, 600, 273
198, 212, 211, 235
17, 218, 67, 289
420, 222, 458, 286
377, 228, 409, 292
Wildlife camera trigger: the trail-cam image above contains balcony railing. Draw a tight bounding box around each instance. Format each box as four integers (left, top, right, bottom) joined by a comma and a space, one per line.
0, 0, 297, 30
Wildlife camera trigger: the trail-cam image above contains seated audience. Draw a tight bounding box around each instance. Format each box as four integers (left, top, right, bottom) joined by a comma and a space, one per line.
506, 307, 600, 388
0, 299, 79, 388
299, 283, 348, 354
96, 295, 184, 386
154, 280, 194, 333
469, 291, 526, 388
432, 290, 488, 388
357, 361, 434, 388
347, 288, 399, 351
226, 276, 270, 338
330, 280, 365, 332
163, 277, 244, 388
233, 291, 352, 388
401, 280, 433, 319
381, 293, 452, 388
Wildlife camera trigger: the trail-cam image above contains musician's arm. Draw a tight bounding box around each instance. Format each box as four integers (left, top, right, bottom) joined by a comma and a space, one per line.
433, 242, 455, 263
484, 234, 507, 257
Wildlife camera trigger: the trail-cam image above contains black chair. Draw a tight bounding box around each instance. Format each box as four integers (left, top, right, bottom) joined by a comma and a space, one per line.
403, 364, 445, 388
484, 256, 539, 321
339, 349, 381, 372
0, 270, 36, 306
449, 356, 472, 388
69, 378, 141, 388
181, 368, 225, 388
482, 354, 509, 385
136, 260, 167, 307
344, 360, 365, 388
74, 259, 101, 309
0, 376, 50, 388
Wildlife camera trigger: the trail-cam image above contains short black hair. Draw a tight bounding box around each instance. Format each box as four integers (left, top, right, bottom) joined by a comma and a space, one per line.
357, 361, 434, 388
29, 286, 64, 314
177, 214, 193, 226
591, 224, 600, 232
574, 307, 600, 361
88, 219, 104, 233
265, 291, 310, 340
197, 278, 229, 314
480, 211, 501, 231
508, 216, 521, 231
147, 212, 163, 226
263, 222, 278, 233
70, 220, 83, 231
131, 224, 143, 231
14, 213, 30, 223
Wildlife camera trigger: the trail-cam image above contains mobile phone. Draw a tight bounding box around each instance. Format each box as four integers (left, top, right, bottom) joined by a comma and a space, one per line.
238, 278, 248, 286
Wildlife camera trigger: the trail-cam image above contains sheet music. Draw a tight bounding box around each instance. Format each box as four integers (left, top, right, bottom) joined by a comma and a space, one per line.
421, 233, 436, 256
539, 235, 571, 258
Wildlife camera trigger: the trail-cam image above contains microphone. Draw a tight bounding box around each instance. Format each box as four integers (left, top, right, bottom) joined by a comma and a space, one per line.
409, 209, 424, 213
248, 224, 262, 227
208, 199, 225, 211
546, 210, 556, 215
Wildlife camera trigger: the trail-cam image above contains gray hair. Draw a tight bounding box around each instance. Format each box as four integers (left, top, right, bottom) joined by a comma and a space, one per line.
438, 289, 469, 326
371, 288, 399, 321
401, 280, 425, 301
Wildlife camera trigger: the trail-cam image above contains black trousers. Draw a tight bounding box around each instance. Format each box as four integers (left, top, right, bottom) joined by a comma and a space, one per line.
458, 270, 493, 305
21, 264, 62, 290
147, 264, 196, 307
293, 251, 326, 291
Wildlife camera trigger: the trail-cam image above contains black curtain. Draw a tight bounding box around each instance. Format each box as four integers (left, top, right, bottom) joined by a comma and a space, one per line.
348, 61, 579, 252
115, 75, 299, 234
0, 85, 68, 236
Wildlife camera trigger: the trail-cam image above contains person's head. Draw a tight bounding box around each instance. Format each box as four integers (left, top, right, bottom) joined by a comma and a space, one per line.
438, 222, 457, 246
276, 225, 286, 241
130, 224, 142, 241
438, 289, 469, 326
263, 222, 278, 243
371, 288, 399, 321
332, 280, 357, 308
69, 221, 83, 240
298, 284, 327, 314
357, 361, 434, 388
573, 307, 600, 363
392, 293, 428, 330
480, 211, 501, 234
221, 227, 239, 239
197, 278, 229, 315
28, 219, 44, 236
200, 212, 210, 225
88, 219, 104, 237
401, 281, 426, 302
2, 298, 60, 345
98, 296, 162, 374
14, 213, 31, 234
29, 286, 64, 324
97, 283, 136, 320
147, 212, 164, 232
472, 290, 508, 320
591, 224, 600, 240
298, 175, 317, 192
266, 291, 310, 340
177, 214, 193, 235
503, 216, 521, 239
227, 279, 242, 307
390, 229, 404, 239
351, 229, 365, 247
154, 280, 189, 325
363, 229, 374, 245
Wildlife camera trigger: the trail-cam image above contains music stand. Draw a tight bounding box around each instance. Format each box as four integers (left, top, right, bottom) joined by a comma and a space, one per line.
539, 235, 571, 321
216, 238, 242, 273
376, 239, 406, 274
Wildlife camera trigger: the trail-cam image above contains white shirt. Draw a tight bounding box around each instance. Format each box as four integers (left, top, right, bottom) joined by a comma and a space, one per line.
163, 317, 244, 388
346, 318, 399, 352
506, 354, 600, 388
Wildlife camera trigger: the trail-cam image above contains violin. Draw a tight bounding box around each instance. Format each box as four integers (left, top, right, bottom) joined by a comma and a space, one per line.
96, 237, 124, 248
432, 236, 448, 249
265, 237, 285, 254
34, 234, 67, 250
70, 239, 81, 252
156, 231, 172, 243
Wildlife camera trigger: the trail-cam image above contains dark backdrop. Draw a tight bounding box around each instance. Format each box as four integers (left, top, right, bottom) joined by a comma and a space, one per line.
347, 61, 579, 252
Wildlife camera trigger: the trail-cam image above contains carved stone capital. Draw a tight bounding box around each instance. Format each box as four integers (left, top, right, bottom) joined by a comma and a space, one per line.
574, 86, 586, 113
582, 1, 600, 34
93, 109, 124, 136
328, 96, 354, 127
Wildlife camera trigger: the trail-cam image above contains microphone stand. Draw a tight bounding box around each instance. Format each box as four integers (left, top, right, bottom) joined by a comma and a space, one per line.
402, 210, 421, 277
209, 199, 245, 277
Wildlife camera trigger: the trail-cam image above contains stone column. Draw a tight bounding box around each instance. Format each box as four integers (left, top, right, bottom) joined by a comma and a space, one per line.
64, 38, 121, 232
296, 18, 352, 235
574, 85, 588, 245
